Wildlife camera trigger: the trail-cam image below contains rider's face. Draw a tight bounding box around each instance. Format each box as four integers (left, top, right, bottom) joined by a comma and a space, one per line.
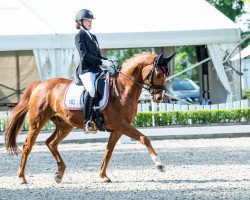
82, 19, 92, 30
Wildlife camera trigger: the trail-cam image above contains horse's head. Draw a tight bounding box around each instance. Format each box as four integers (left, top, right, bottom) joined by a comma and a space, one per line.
142, 52, 175, 102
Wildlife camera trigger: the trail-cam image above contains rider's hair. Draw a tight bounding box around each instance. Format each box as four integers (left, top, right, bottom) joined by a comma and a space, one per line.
75, 20, 82, 29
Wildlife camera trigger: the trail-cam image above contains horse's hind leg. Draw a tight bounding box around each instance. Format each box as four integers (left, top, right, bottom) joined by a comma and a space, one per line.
99, 131, 122, 183
45, 117, 73, 183
18, 113, 51, 184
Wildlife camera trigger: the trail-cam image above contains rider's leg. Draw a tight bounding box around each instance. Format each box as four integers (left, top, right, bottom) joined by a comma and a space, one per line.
79, 72, 96, 132
83, 91, 94, 125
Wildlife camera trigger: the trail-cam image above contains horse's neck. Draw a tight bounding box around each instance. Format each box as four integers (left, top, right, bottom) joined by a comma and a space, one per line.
116, 67, 143, 105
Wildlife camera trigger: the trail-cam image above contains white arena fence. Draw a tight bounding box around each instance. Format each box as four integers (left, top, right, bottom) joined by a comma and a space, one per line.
137, 99, 250, 112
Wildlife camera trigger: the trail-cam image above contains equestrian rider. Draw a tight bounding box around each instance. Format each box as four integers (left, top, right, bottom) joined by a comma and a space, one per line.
75, 9, 113, 133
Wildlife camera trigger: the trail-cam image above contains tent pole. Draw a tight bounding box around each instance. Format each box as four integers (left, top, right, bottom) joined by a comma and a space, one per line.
222, 33, 250, 64
165, 57, 211, 81
15, 51, 20, 101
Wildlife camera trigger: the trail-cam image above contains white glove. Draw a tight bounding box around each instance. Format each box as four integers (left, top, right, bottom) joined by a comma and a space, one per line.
101, 59, 113, 69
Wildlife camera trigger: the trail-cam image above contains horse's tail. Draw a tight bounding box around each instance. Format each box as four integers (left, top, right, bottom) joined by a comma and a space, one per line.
5, 81, 40, 155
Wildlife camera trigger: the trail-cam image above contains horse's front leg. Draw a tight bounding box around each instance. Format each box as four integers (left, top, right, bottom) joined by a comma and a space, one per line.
99, 131, 122, 183
119, 121, 166, 172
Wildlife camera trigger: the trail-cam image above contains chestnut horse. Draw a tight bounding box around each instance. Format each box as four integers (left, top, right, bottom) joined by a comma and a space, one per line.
5, 52, 174, 184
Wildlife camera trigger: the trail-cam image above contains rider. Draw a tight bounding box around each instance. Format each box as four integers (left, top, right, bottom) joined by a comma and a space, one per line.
75, 9, 113, 133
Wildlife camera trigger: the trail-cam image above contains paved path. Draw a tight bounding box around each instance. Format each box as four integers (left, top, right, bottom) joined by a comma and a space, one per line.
0, 137, 250, 200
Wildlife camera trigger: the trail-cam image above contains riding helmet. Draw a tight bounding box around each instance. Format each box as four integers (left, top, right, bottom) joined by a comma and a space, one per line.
75, 9, 95, 22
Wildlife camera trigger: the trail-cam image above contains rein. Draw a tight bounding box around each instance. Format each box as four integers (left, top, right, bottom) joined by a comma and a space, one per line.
118, 70, 149, 91
117, 65, 165, 95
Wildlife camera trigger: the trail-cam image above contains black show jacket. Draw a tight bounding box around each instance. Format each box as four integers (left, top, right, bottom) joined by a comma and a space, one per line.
75, 29, 106, 74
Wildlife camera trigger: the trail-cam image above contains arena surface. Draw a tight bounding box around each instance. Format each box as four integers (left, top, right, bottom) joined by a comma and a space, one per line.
0, 137, 250, 200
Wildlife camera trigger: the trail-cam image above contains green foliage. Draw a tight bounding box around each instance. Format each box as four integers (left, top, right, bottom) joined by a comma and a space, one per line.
132, 108, 250, 127
154, 112, 175, 126
243, 89, 250, 99
242, 32, 250, 49
132, 112, 152, 127
175, 46, 198, 82
107, 48, 154, 66
206, 0, 244, 21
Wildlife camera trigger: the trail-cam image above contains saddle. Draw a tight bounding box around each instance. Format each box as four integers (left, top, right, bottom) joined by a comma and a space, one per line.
73, 71, 110, 131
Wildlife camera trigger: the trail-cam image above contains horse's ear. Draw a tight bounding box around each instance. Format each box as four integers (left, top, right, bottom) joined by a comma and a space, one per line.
164, 52, 176, 64
154, 52, 164, 66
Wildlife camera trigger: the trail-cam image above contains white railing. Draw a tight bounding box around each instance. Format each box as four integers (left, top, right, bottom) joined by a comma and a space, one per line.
137, 99, 250, 112
1, 100, 249, 118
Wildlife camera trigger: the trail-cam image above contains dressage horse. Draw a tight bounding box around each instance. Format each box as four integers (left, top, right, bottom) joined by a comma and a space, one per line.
5, 52, 174, 184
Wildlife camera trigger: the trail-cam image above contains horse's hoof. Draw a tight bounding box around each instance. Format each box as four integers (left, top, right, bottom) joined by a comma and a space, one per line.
19, 177, 27, 184
157, 165, 166, 172
101, 177, 112, 183
54, 172, 62, 183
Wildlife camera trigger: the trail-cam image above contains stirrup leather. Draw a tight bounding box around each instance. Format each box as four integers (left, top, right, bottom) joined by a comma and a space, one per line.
84, 120, 97, 134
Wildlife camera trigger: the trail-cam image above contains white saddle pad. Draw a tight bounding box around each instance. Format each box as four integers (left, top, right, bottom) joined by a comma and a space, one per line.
64, 73, 110, 110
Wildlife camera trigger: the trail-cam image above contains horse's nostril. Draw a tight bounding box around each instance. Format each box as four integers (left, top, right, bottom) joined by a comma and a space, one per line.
157, 96, 162, 101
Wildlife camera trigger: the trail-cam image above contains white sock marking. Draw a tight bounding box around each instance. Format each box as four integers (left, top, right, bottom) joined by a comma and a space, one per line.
151, 155, 162, 166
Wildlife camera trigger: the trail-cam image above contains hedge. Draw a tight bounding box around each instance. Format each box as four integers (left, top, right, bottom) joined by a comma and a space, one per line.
132, 108, 250, 127
0, 108, 250, 132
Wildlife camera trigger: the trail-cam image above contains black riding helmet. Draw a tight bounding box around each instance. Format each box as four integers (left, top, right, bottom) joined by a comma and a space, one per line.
75, 9, 95, 22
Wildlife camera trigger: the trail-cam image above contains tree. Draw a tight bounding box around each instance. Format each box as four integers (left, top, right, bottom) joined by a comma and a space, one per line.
107, 48, 154, 66
174, 46, 198, 81
206, 0, 244, 21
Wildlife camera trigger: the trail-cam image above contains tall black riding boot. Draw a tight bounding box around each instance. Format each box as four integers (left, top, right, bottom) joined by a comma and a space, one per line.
83, 92, 96, 134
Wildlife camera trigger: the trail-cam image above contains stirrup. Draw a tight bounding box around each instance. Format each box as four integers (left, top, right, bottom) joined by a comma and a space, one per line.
84, 120, 97, 134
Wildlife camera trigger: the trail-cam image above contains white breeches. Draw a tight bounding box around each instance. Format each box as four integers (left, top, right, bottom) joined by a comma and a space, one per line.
79, 72, 97, 97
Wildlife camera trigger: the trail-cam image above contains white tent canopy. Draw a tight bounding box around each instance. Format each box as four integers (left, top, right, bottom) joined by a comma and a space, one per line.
0, 0, 241, 50
0, 0, 243, 104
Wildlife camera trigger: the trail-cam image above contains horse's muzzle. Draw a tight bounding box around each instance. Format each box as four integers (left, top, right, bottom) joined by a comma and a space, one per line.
152, 93, 164, 103
156, 96, 163, 102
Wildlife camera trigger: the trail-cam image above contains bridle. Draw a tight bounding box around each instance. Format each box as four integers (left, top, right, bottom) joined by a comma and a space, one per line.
143, 66, 166, 95
117, 61, 168, 98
